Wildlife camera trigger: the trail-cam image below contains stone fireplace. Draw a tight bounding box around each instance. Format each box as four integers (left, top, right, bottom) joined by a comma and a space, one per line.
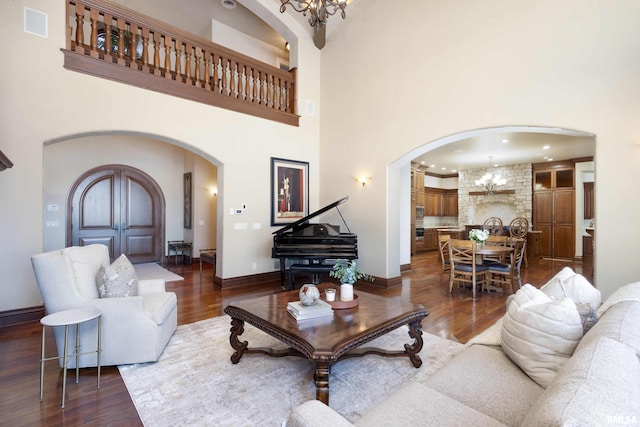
458, 163, 532, 227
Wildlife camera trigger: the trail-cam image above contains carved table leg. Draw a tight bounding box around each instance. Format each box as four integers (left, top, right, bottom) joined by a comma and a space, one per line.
314, 362, 331, 405
229, 317, 248, 364
404, 320, 424, 368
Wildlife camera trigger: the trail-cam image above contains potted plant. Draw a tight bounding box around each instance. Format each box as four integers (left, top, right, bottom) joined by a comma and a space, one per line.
329, 259, 373, 301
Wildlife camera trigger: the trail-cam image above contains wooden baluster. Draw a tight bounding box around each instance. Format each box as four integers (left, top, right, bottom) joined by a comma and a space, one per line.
259, 71, 266, 105
275, 77, 282, 110
152, 31, 161, 76
184, 43, 192, 85
243, 65, 249, 101
141, 27, 150, 73
268, 74, 274, 108
89, 8, 99, 59
163, 35, 172, 78
129, 23, 138, 66
203, 51, 211, 90
194, 47, 202, 87
285, 80, 291, 113
174, 39, 182, 81
252, 69, 258, 103
221, 58, 228, 95
74, 3, 85, 53
104, 13, 113, 59
116, 19, 126, 65
211, 54, 219, 93
229, 61, 238, 98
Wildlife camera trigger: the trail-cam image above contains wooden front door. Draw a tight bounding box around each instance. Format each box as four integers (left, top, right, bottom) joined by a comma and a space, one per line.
67, 165, 165, 263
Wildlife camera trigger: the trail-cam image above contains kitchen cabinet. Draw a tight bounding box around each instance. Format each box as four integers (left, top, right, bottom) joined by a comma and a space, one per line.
584, 182, 594, 220
424, 229, 438, 251
533, 162, 575, 259
425, 188, 458, 217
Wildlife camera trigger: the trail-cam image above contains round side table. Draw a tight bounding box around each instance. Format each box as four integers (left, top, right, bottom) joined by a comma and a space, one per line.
40, 307, 102, 408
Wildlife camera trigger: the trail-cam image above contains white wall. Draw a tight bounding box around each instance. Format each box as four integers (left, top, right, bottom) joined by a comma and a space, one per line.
0, 0, 321, 311
320, 0, 640, 298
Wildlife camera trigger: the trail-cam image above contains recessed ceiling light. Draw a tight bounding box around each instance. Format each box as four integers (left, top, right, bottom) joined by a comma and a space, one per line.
441, 167, 446, 170
420, 161, 426, 165
502, 139, 509, 143
452, 169, 457, 173
543, 145, 550, 150
221, 0, 236, 9
547, 158, 554, 161
430, 164, 435, 168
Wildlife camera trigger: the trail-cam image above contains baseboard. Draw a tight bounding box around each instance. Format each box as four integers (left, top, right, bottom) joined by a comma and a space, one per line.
0, 305, 45, 328
215, 271, 282, 289
400, 263, 412, 272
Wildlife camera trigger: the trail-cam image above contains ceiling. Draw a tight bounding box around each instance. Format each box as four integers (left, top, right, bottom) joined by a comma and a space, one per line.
413, 131, 595, 176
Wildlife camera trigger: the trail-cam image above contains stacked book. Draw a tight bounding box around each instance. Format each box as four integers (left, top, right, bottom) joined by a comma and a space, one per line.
287, 299, 333, 321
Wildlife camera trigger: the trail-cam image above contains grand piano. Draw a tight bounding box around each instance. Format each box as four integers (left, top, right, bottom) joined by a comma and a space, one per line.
272, 196, 358, 287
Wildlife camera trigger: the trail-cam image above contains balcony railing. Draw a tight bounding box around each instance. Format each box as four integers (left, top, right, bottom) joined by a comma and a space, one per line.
63, 0, 299, 126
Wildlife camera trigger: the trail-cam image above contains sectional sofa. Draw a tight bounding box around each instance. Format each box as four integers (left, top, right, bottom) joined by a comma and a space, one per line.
286, 268, 640, 426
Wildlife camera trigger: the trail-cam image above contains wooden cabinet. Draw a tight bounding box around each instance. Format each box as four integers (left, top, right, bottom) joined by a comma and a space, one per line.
533, 162, 575, 259
582, 235, 593, 264
424, 229, 438, 251
584, 182, 594, 219
424, 188, 458, 217
416, 171, 425, 206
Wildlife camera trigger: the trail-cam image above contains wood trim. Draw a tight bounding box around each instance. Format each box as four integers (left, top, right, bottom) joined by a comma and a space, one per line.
215, 271, 282, 289
400, 263, 411, 272
0, 306, 45, 328
63, 50, 299, 127
424, 171, 458, 179
468, 190, 516, 196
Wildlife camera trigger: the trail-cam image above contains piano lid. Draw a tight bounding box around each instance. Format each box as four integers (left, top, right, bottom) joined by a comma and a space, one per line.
272, 196, 349, 235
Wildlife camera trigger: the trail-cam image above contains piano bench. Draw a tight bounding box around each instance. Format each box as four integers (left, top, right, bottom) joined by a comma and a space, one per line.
288, 264, 335, 290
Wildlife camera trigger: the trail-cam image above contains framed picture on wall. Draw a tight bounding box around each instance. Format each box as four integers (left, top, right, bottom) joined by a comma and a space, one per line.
271, 157, 309, 225
184, 172, 192, 229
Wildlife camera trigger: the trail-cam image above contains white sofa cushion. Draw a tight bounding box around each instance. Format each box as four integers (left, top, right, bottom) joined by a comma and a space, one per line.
541, 268, 601, 310
522, 336, 640, 426
96, 254, 139, 298
501, 284, 583, 388
426, 344, 543, 426
62, 244, 108, 299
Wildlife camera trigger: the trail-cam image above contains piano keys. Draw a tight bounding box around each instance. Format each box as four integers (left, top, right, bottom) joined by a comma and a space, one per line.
272, 196, 358, 287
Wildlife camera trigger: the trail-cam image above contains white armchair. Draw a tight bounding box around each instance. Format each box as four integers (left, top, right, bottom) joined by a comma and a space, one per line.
31, 244, 177, 367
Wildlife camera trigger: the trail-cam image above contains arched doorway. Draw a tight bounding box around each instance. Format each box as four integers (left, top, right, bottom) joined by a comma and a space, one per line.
66, 164, 165, 263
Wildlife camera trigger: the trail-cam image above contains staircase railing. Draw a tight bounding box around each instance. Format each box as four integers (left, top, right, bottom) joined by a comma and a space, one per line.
63, 0, 299, 126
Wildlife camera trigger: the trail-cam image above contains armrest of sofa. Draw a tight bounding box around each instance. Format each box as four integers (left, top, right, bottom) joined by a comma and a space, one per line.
138, 278, 167, 294
286, 401, 353, 427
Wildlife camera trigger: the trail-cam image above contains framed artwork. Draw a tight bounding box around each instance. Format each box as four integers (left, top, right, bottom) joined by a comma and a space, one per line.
184, 172, 192, 229
271, 157, 309, 225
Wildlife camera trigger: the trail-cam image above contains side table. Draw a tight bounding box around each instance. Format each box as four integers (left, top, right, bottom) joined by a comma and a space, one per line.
40, 307, 102, 408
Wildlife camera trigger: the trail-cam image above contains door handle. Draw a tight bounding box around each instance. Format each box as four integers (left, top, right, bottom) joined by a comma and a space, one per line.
122, 222, 127, 231
113, 223, 119, 231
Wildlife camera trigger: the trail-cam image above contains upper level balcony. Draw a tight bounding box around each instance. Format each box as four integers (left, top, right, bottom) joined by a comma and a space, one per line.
63, 0, 299, 126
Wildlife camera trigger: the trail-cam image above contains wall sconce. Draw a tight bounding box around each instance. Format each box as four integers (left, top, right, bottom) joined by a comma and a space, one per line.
355, 176, 371, 187
209, 187, 217, 196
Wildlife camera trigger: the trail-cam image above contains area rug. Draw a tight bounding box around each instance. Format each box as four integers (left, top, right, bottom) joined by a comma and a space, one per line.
134, 262, 184, 282
118, 316, 464, 426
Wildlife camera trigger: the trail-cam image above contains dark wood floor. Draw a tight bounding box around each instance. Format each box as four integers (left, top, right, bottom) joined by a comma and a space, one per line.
0, 251, 591, 426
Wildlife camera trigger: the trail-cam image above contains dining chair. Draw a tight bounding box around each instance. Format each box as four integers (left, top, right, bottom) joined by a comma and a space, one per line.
448, 239, 489, 298
438, 234, 451, 273
509, 217, 529, 268
488, 238, 527, 293
483, 217, 503, 236
484, 235, 509, 264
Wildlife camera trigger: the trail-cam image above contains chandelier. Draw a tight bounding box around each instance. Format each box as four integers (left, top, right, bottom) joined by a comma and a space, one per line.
280, 0, 347, 28
475, 156, 507, 195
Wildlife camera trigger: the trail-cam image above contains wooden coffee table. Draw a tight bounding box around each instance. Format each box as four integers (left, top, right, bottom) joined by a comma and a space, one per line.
223, 287, 429, 405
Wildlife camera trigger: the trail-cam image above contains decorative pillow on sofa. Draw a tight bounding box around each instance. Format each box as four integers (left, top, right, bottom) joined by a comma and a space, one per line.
541, 268, 601, 311
96, 254, 138, 298
501, 284, 584, 388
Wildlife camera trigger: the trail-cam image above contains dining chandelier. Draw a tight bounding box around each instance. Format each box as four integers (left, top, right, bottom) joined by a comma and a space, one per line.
475, 156, 507, 195
280, 0, 347, 28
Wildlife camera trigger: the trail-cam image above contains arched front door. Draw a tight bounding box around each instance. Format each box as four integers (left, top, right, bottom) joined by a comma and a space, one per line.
67, 164, 165, 263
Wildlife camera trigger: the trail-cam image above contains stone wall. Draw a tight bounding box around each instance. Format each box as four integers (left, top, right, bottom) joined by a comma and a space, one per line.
458, 163, 532, 228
